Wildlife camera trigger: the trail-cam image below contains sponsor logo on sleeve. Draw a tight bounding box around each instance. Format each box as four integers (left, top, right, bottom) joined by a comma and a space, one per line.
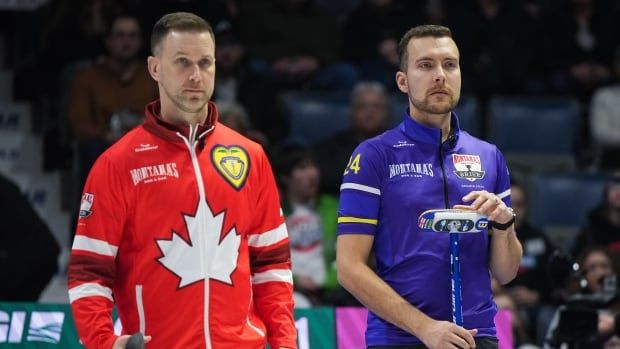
79, 193, 94, 218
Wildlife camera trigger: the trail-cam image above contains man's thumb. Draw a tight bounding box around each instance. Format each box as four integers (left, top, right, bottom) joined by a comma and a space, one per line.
112, 335, 131, 349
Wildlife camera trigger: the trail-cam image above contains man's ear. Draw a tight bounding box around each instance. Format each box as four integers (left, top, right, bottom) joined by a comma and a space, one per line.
395, 71, 408, 94
147, 56, 159, 82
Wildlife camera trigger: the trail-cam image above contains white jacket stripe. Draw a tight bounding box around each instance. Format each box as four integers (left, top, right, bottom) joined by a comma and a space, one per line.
72, 235, 118, 257
497, 188, 511, 199
248, 223, 288, 247
340, 182, 381, 195
69, 283, 113, 303
252, 269, 293, 285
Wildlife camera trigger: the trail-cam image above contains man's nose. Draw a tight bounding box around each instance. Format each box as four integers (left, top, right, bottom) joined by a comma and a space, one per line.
434, 66, 446, 84
189, 65, 201, 82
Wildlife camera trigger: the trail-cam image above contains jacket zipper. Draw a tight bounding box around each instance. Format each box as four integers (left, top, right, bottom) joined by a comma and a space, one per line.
438, 130, 450, 208
177, 124, 215, 349
135, 285, 145, 334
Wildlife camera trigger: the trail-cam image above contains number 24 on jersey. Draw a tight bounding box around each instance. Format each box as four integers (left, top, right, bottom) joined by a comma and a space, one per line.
344, 154, 361, 175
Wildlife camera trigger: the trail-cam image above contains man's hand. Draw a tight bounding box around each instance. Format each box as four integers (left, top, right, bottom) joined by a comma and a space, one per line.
418, 319, 478, 349
454, 190, 512, 225
112, 335, 152, 349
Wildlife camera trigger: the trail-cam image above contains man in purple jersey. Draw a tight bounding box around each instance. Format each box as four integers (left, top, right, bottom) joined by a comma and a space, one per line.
336, 25, 523, 349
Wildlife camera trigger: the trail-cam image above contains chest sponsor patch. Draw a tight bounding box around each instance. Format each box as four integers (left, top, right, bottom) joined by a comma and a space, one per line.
388, 162, 434, 178
452, 154, 485, 182
211, 145, 250, 190
130, 162, 179, 185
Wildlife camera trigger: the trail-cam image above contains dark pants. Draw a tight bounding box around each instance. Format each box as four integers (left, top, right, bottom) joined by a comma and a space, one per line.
368, 336, 498, 349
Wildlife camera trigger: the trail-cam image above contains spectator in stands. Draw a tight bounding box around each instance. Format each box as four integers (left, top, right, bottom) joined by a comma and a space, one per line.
573, 172, 620, 259
68, 14, 158, 185
0, 174, 60, 301
237, 0, 359, 91
273, 143, 338, 307
314, 81, 390, 194
503, 180, 557, 345
590, 47, 620, 169
212, 21, 285, 142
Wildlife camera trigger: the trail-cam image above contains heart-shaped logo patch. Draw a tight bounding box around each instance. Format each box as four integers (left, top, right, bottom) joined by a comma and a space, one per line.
211, 145, 250, 190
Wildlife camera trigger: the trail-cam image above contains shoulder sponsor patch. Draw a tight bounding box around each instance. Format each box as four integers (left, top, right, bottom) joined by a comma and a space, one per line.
452, 154, 485, 182
79, 193, 94, 218
211, 145, 250, 190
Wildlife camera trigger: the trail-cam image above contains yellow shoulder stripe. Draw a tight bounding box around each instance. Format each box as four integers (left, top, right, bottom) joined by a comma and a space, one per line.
337, 217, 378, 225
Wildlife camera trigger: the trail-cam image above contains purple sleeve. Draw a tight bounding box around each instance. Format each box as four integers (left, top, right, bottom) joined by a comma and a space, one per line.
337, 142, 383, 235
494, 147, 511, 207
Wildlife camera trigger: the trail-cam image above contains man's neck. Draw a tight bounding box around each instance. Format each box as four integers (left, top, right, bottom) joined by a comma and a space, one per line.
409, 108, 452, 142
159, 101, 209, 128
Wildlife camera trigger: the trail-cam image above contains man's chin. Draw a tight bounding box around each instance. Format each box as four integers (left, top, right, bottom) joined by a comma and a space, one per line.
427, 101, 457, 114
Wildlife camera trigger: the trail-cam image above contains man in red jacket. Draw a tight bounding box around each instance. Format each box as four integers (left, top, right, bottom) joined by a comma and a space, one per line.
68, 12, 297, 349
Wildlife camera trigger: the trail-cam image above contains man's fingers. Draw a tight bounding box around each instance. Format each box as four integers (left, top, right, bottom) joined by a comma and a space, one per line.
448, 332, 473, 349
112, 335, 131, 349
453, 204, 474, 211
478, 198, 498, 216
488, 206, 503, 221
453, 326, 477, 348
144, 336, 152, 343
461, 191, 480, 202
469, 195, 488, 210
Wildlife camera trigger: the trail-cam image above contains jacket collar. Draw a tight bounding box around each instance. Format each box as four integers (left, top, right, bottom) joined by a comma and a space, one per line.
400, 109, 461, 148
143, 99, 218, 142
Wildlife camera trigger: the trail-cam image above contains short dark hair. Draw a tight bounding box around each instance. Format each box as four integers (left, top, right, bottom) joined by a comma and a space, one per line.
150, 12, 214, 55
398, 25, 453, 71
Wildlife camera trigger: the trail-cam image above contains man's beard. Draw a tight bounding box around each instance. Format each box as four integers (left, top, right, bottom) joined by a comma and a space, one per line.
410, 93, 458, 115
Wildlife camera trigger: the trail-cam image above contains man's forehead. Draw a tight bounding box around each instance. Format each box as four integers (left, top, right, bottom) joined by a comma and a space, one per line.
160, 31, 214, 53
408, 37, 459, 60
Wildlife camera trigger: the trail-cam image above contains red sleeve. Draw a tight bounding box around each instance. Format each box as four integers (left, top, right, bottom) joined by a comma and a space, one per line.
247, 149, 297, 349
68, 154, 127, 348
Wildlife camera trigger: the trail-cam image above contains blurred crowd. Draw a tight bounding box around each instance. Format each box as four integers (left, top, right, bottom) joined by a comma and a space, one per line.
2, 0, 620, 347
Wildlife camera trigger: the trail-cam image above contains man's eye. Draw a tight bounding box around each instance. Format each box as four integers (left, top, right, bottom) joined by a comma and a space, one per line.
199, 58, 213, 67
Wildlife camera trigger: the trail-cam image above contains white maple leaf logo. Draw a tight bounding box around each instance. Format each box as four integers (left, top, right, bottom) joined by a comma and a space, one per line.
156, 199, 241, 288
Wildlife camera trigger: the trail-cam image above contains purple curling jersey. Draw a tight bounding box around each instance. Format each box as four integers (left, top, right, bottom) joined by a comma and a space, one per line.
337, 111, 512, 346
